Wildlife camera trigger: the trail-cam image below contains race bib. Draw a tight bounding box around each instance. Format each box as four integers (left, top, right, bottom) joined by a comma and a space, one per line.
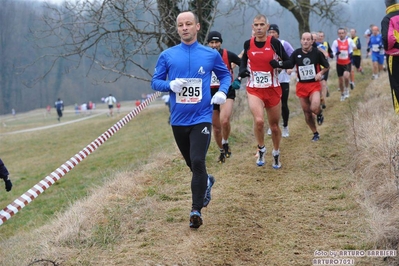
176, 78, 202, 104
372, 44, 380, 52
210, 72, 220, 86
379, 48, 385, 55
338, 50, 348, 60
298, 64, 316, 80
252, 71, 272, 88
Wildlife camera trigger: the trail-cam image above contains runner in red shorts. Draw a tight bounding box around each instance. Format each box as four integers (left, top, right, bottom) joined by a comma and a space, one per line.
289, 32, 330, 141
237, 14, 292, 168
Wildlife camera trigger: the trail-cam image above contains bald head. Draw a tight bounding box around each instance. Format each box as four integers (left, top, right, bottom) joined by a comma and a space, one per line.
372, 26, 379, 35
301, 32, 313, 51
176, 11, 198, 24
176, 11, 200, 45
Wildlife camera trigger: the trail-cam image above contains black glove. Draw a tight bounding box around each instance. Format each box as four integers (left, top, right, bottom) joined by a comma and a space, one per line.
269, 60, 281, 69
335, 51, 341, 57
2, 176, 12, 192
366, 48, 370, 53
378, 45, 383, 49
238, 70, 250, 78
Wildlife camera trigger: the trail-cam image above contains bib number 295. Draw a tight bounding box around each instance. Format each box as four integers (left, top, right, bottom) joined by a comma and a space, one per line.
180, 86, 200, 97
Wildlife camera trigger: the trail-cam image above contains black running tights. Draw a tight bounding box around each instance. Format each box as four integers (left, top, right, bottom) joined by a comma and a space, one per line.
281, 82, 290, 127
172, 123, 212, 212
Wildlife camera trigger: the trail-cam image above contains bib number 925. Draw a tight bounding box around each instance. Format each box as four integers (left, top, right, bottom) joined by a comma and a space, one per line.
255, 76, 269, 84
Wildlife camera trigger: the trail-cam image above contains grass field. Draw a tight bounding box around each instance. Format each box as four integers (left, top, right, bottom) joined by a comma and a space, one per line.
0, 60, 398, 265
0, 99, 173, 237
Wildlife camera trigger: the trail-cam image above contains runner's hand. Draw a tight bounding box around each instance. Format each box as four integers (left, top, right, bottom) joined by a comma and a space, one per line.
269, 60, 281, 69
231, 78, 241, 90
169, 79, 187, 93
2, 176, 12, 192
210, 91, 227, 105
238, 70, 250, 78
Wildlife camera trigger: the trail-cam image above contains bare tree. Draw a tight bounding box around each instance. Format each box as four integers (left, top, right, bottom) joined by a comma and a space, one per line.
23, 0, 241, 86
274, 0, 349, 37
22, 0, 349, 89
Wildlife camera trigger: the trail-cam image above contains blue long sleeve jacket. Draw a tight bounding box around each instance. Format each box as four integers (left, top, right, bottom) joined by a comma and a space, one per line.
151, 41, 231, 126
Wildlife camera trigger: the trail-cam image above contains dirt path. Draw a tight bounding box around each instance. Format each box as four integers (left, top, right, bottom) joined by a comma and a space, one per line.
82, 73, 380, 265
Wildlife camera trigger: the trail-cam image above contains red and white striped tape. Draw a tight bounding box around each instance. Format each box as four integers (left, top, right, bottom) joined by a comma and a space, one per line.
0, 91, 161, 225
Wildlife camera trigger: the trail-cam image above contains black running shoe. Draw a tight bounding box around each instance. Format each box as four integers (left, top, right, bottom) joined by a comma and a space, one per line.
218, 152, 226, 163
312, 132, 320, 142
189, 210, 203, 228
317, 113, 324, 125
223, 143, 231, 158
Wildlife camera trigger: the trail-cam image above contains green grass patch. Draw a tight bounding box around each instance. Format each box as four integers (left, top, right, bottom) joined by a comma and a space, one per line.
0, 101, 174, 238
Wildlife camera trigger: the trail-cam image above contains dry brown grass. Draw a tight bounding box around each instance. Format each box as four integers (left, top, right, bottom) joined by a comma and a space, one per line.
348, 71, 399, 261
1, 60, 398, 265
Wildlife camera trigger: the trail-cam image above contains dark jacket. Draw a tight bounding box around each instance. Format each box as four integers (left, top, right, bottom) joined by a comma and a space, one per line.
0, 159, 9, 179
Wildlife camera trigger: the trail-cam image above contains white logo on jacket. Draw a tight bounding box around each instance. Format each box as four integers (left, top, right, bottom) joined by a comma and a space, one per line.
198, 66, 205, 75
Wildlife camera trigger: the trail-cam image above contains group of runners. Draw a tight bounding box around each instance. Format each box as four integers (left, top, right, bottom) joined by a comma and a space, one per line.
151, 3, 399, 228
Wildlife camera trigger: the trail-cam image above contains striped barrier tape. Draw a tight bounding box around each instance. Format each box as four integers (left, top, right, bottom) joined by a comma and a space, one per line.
0, 91, 162, 225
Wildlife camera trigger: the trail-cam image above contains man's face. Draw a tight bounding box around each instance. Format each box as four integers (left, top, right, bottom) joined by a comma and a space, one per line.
337, 29, 346, 40
268, 30, 278, 39
176, 12, 200, 44
252, 17, 269, 38
318, 32, 325, 42
301, 33, 313, 50
350, 29, 356, 38
311, 33, 317, 43
208, 40, 221, 50
372, 26, 379, 35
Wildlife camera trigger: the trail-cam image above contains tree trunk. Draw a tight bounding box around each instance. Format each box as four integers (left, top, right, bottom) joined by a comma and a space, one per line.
274, 0, 311, 38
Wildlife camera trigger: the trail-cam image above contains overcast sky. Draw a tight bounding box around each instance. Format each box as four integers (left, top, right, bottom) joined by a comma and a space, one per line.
29, 0, 61, 4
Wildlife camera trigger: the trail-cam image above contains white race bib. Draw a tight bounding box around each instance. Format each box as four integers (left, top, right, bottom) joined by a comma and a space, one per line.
252, 71, 272, 88
372, 44, 380, 52
338, 50, 348, 60
176, 78, 202, 104
210, 72, 220, 86
298, 64, 316, 80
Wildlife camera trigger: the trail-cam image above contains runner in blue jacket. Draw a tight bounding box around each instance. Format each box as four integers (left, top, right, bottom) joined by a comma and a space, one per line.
151, 11, 231, 229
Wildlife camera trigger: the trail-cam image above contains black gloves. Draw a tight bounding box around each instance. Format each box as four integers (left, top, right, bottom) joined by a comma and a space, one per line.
269, 60, 282, 69
366, 48, 370, 53
2, 176, 12, 192
335, 51, 341, 57
238, 70, 250, 79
